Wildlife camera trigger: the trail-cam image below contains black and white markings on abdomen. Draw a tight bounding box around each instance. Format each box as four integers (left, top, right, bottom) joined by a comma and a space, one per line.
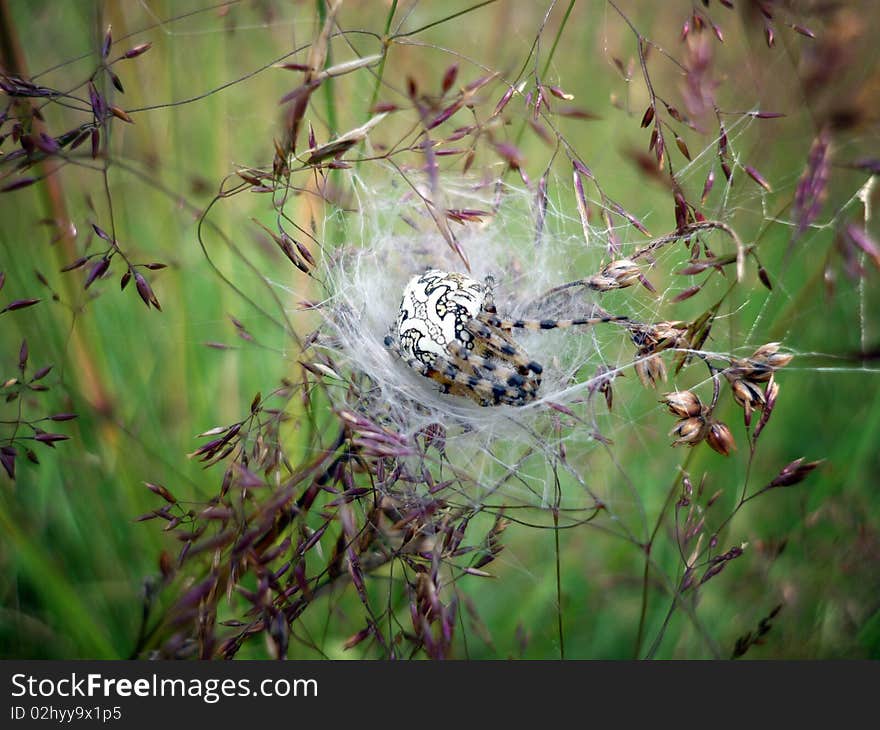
396, 269, 486, 365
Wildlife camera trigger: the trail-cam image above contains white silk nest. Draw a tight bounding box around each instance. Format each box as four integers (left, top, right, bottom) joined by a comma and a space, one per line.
307, 172, 640, 493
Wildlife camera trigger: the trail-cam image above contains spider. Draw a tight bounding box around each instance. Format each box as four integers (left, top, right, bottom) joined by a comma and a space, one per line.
384, 269, 627, 407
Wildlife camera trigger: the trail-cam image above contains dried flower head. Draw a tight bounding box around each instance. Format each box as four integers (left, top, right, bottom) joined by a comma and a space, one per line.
630, 321, 689, 389
635, 352, 668, 388
706, 420, 736, 456
662, 390, 703, 418
633, 321, 690, 354
588, 258, 642, 291
753, 375, 780, 440
725, 342, 792, 426
670, 415, 709, 446
727, 342, 793, 382
727, 376, 766, 426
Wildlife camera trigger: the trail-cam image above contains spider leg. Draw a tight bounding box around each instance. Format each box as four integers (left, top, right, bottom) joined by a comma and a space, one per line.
447, 339, 539, 393
463, 319, 544, 376
385, 334, 535, 406
477, 311, 629, 332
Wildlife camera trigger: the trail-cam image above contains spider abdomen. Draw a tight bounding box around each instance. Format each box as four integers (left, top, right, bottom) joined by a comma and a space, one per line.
396, 269, 486, 365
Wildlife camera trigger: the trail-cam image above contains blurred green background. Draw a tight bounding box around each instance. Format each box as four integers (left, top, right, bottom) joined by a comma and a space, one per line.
1, 0, 878, 659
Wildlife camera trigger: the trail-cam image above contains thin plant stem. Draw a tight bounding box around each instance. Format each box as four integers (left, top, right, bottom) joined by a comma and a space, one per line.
367, 0, 398, 117
541, 0, 577, 78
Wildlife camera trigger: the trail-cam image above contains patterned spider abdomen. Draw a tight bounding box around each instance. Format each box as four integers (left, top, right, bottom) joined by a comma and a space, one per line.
396, 269, 486, 364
